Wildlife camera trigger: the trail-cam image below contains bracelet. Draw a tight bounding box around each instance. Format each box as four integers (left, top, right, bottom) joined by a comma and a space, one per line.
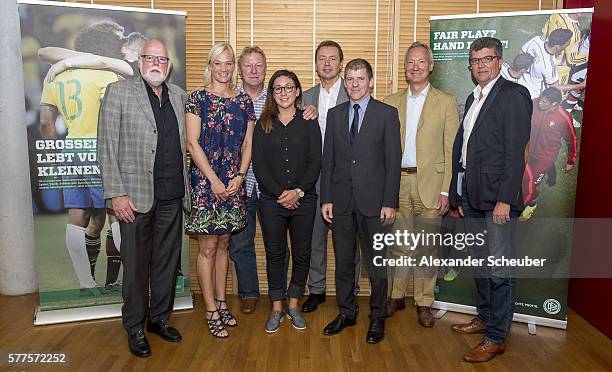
236, 172, 246, 179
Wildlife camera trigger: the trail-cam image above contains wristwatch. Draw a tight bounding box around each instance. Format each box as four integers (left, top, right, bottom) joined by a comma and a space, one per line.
237, 172, 246, 179
294, 188, 304, 198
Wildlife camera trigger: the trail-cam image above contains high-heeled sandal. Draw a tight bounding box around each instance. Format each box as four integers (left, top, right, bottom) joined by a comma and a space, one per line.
206, 310, 228, 338
215, 298, 237, 327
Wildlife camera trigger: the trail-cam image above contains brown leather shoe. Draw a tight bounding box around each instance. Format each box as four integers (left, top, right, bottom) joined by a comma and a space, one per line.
240, 298, 257, 314
451, 317, 486, 334
416, 306, 435, 327
463, 339, 505, 363
386, 298, 406, 317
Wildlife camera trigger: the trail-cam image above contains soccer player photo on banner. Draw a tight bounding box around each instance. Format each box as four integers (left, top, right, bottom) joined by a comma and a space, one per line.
429, 8, 592, 328
18, 0, 188, 323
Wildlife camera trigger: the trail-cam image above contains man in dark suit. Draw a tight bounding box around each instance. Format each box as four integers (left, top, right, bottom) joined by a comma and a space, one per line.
448, 37, 532, 363
320, 58, 401, 344
98, 40, 188, 357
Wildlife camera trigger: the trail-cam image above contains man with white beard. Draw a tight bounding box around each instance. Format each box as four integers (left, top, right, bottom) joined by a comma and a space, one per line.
98, 39, 189, 358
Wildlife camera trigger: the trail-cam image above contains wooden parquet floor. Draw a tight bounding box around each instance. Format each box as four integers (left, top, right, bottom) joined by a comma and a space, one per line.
1, 294, 611, 371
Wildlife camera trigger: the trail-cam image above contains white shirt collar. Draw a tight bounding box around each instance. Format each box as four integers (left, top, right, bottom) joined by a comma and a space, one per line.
408, 82, 430, 98
473, 73, 502, 100
322, 77, 342, 96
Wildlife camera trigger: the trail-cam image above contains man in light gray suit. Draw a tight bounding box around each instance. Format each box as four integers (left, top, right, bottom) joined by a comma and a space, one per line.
98, 40, 188, 358
301, 40, 360, 313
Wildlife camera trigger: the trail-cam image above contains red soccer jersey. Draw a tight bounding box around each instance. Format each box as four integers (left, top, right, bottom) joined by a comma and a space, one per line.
528, 98, 578, 165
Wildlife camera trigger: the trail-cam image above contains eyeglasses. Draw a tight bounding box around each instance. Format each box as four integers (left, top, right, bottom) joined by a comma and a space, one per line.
141, 55, 170, 64
469, 55, 500, 65
273, 85, 296, 94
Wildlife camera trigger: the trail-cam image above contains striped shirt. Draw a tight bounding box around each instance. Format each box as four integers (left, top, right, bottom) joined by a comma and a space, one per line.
239, 85, 267, 197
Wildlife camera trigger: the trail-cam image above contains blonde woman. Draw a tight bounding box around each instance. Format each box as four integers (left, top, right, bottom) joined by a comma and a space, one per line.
185, 43, 255, 338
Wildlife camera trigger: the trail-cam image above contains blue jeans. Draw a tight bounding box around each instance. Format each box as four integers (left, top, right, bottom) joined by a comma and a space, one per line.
461, 181, 518, 344
229, 192, 260, 299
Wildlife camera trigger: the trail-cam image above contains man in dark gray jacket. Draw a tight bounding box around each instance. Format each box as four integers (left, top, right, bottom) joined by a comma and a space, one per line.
300, 40, 358, 314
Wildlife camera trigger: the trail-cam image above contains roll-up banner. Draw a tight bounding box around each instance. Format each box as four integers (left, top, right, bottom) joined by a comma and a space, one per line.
430, 8, 593, 330
18, 0, 191, 325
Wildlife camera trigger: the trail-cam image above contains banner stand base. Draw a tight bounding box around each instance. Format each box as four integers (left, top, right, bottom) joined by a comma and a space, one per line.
528, 322, 537, 335
434, 309, 447, 319
34, 292, 194, 326
432, 301, 567, 331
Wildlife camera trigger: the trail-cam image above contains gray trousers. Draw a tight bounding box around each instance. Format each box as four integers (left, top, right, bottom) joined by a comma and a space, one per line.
307, 179, 361, 295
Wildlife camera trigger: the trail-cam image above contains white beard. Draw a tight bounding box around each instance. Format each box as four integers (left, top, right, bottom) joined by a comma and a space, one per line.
143, 71, 166, 87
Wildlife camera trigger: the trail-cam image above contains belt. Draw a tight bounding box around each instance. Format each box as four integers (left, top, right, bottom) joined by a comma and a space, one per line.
401, 167, 417, 174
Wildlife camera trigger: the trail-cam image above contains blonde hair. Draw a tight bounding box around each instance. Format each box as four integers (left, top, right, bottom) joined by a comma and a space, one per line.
203, 42, 238, 87
238, 45, 266, 66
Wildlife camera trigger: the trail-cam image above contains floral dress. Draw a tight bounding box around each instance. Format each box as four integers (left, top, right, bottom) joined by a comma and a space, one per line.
185, 89, 255, 235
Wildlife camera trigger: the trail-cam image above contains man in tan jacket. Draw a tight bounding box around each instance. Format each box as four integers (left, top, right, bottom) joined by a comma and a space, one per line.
383, 42, 459, 327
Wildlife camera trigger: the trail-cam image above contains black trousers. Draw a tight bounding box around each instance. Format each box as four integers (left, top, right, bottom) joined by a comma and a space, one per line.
332, 196, 389, 319
120, 198, 182, 334
259, 194, 316, 301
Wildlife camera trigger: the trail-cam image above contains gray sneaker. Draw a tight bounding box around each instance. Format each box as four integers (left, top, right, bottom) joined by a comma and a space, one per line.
286, 307, 306, 330
265, 310, 285, 333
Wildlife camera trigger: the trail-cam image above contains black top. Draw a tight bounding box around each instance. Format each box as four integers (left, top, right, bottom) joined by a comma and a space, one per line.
252, 110, 322, 198
144, 80, 185, 200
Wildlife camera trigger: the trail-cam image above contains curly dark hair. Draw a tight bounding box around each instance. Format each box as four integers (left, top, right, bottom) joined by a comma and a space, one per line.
74, 21, 124, 59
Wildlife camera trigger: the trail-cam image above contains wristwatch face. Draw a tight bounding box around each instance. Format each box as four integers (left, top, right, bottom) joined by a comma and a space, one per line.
298, 189, 305, 197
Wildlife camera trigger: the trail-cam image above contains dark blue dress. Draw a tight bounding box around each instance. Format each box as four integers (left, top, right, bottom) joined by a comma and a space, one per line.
185, 89, 255, 235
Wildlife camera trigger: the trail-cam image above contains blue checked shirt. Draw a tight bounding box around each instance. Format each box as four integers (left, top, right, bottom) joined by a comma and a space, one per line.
239, 85, 267, 197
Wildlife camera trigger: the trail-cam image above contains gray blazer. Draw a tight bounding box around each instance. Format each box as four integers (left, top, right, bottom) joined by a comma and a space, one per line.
302, 79, 349, 109
97, 76, 190, 213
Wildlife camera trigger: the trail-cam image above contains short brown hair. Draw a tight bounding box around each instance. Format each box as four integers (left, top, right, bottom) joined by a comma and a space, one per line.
345, 58, 373, 80
315, 40, 343, 62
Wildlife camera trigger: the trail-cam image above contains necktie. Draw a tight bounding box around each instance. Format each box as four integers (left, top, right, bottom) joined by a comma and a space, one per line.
350, 103, 359, 145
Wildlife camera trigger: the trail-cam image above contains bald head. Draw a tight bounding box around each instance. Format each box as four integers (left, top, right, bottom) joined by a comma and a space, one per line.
139, 39, 170, 87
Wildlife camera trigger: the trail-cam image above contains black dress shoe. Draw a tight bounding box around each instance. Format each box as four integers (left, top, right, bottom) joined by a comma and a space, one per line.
146, 319, 182, 342
302, 293, 326, 313
366, 318, 385, 344
128, 329, 151, 358
323, 313, 356, 335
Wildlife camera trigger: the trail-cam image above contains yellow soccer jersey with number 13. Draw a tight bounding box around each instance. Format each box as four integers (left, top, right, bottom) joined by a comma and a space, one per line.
40, 69, 118, 139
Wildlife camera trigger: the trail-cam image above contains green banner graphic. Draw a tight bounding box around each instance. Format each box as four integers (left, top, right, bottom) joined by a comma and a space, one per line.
19, 0, 189, 320
430, 9, 592, 324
